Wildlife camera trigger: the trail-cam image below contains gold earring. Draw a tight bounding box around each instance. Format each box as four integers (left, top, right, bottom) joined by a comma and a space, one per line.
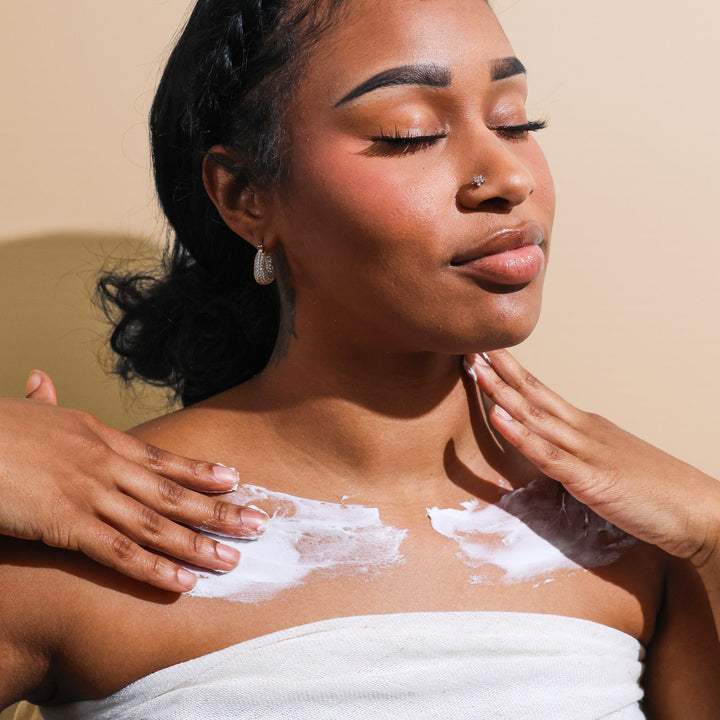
253, 243, 276, 285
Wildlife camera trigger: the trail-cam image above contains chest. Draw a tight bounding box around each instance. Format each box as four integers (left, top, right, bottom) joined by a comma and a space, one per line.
54, 508, 662, 702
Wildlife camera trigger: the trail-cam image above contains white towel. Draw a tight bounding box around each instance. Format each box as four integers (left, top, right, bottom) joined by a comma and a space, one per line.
40, 612, 645, 720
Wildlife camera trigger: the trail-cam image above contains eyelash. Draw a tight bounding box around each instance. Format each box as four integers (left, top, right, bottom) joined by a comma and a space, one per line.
493, 119, 548, 143
366, 119, 548, 156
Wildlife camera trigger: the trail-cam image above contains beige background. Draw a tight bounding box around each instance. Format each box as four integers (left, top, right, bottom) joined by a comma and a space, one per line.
0, 0, 718, 717
0, 1, 718, 456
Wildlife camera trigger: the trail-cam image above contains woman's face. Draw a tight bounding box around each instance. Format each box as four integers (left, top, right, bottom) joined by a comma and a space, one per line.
269, 0, 555, 355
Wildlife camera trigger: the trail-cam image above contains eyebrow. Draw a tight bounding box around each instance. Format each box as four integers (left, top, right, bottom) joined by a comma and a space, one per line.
491, 57, 527, 81
333, 56, 527, 108
333, 63, 452, 107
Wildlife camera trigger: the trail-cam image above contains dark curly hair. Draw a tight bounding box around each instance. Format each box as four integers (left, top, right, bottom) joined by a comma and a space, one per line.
98, 0, 349, 406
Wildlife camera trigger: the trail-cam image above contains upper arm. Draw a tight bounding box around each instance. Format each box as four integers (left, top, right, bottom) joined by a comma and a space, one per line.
642, 556, 720, 719
0, 541, 61, 707
0, 639, 51, 709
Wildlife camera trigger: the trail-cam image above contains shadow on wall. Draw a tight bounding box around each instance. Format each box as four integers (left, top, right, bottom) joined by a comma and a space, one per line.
0, 702, 40, 720
0, 232, 176, 430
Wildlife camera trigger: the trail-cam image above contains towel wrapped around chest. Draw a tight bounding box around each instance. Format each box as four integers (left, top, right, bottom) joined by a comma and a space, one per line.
40, 611, 646, 720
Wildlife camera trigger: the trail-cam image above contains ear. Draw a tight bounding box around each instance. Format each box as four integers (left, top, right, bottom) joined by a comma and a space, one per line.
202, 146, 271, 249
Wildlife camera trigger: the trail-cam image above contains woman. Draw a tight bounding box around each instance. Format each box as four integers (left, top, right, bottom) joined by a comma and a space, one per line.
2, 0, 720, 717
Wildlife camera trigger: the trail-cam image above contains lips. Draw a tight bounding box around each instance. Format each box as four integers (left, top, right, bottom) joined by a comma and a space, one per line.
450, 222, 546, 286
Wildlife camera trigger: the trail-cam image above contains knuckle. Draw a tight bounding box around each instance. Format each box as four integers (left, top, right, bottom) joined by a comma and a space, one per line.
212, 500, 229, 525
149, 554, 174, 580
157, 477, 185, 508
192, 461, 214, 483
543, 442, 564, 463
139, 507, 164, 537
523, 403, 548, 423
73, 434, 112, 468
533, 441, 564, 471
192, 532, 214, 557
211, 500, 242, 527
521, 370, 543, 391
77, 411, 107, 438
75, 408, 97, 427
583, 411, 611, 429
109, 534, 138, 563
514, 422, 535, 442
144, 444, 168, 472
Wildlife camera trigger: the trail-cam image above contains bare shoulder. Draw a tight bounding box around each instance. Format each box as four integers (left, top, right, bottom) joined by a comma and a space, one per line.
128, 387, 262, 462
642, 556, 720, 718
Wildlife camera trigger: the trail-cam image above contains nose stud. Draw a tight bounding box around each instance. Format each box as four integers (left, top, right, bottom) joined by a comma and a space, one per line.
471, 175, 486, 187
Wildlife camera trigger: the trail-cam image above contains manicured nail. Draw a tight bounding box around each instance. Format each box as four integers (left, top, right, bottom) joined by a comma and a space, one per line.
176, 568, 197, 591
493, 405, 513, 422
463, 358, 478, 382
481, 352, 492, 365
212, 464, 240, 489
25, 370, 43, 395
216, 543, 240, 566
241, 507, 270, 534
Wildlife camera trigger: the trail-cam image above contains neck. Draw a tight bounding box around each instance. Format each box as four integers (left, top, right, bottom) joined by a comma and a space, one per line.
236, 336, 512, 503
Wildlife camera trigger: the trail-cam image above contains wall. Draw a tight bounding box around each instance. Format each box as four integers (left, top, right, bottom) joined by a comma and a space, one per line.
1, 0, 718, 715
0, 5, 717, 445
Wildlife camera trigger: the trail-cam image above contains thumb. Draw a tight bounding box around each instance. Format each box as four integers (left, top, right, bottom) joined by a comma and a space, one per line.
26, 370, 59, 405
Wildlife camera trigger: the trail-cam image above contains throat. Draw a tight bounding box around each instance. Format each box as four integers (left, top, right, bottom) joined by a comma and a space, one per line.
234, 353, 512, 503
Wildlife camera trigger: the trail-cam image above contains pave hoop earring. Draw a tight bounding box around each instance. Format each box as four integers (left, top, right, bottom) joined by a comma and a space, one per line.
471, 175, 486, 187
253, 243, 276, 285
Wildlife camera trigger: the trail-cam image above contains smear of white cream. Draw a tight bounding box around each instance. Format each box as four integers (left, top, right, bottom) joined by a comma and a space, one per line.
427, 478, 636, 584
188, 485, 406, 603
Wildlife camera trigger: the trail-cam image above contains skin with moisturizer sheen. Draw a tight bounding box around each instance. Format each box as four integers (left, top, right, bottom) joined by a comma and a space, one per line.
427, 477, 636, 585
187, 485, 407, 603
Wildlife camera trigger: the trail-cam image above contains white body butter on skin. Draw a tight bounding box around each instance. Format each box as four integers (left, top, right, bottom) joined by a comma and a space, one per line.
427, 478, 636, 585
187, 485, 407, 603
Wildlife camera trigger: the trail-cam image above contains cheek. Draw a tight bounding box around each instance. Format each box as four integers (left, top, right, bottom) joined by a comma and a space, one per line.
528, 140, 556, 226
283, 143, 450, 280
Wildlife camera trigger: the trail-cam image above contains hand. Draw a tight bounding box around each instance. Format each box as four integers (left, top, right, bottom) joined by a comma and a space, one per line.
0, 370, 269, 593
465, 350, 720, 568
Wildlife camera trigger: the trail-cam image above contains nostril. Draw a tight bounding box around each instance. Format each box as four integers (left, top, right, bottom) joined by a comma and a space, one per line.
477, 197, 513, 215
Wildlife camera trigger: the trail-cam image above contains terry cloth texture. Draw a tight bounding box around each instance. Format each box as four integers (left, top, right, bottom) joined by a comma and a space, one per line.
40, 611, 646, 720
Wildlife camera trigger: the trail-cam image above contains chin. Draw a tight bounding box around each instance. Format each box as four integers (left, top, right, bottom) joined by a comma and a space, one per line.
463, 285, 543, 352
425, 312, 540, 357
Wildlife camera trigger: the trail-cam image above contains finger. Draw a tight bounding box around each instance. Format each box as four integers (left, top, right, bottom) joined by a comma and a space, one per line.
489, 404, 593, 486
25, 370, 58, 405
472, 351, 583, 425
97, 423, 242, 494
96, 492, 244, 573
114, 462, 269, 538
467, 356, 589, 455
77, 521, 199, 593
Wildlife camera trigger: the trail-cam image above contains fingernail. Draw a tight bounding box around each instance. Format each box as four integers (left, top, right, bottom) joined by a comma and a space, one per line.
216, 543, 240, 566
494, 405, 513, 422
25, 370, 43, 395
212, 464, 240, 489
463, 359, 478, 382
176, 568, 197, 591
481, 352, 492, 365
241, 507, 270, 534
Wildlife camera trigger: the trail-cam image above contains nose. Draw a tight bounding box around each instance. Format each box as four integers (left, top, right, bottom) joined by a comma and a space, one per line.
456, 134, 535, 213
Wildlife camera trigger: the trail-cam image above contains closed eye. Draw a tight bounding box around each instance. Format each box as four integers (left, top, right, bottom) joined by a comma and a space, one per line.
363, 129, 448, 157
492, 119, 548, 142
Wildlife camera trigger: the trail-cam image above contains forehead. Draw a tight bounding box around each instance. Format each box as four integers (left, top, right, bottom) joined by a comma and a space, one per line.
302, 0, 512, 98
